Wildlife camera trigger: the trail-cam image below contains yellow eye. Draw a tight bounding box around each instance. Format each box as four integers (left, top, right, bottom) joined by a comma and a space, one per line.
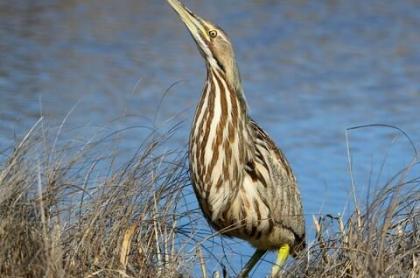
209, 30, 218, 38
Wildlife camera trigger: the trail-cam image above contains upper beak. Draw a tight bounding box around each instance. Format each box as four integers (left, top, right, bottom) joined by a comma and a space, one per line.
167, 0, 208, 42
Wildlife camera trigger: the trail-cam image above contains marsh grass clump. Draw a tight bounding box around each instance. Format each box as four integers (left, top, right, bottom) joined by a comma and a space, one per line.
0, 120, 419, 278
286, 161, 419, 278
0, 120, 191, 277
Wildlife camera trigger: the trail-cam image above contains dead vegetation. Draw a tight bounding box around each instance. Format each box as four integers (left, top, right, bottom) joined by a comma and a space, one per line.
0, 120, 418, 277
0, 120, 191, 277
285, 160, 419, 277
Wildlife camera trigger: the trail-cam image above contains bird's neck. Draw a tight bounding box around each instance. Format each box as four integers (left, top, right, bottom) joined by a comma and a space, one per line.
191, 67, 248, 148
209, 59, 247, 108
222, 60, 242, 96
206, 57, 245, 104
189, 67, 252, 220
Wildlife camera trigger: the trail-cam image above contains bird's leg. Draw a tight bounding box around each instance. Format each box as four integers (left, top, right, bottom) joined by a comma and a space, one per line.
237, 249, 267, 278
271, 244, 290, 277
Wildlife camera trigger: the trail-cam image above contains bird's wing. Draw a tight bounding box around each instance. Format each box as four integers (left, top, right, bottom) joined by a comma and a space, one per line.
246, 118, 305, 248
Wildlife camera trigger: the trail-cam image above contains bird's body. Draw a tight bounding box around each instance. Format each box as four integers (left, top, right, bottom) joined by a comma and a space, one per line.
189, 68, 304, 252
167, 0, 305, 275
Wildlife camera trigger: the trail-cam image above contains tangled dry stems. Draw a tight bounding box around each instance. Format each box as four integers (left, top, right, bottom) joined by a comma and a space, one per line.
0, 123, 190, 277
286, 163, 419, 278
0, 121, 419, 277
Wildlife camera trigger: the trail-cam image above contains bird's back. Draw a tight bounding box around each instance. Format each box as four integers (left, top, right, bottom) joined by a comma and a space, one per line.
246, 119, 306, 254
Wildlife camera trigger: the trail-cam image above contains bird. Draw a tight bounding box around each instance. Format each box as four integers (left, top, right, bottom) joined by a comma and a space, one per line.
166, 0, 305, 276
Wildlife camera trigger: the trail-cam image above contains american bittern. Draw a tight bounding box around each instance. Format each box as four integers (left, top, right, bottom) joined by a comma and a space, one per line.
166, 1, 305, 276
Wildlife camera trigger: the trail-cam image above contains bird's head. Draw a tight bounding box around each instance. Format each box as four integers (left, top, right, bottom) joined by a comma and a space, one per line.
167, 0, 241, 90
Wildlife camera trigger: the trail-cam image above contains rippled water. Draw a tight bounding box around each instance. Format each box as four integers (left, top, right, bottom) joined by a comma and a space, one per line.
1, 0, 419, 274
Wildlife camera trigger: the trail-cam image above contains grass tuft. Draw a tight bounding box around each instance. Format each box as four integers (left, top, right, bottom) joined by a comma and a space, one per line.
286, 161, 419, 278
0, 120, 191, 277
0, 120, 419, 277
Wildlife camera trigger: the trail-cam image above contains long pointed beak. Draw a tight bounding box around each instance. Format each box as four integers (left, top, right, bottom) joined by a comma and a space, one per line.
167, 0, 209, 43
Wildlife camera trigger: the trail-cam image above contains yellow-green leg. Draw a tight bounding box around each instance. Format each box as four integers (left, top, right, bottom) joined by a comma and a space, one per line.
271, 244, 290, 277
238, 249, 267, 278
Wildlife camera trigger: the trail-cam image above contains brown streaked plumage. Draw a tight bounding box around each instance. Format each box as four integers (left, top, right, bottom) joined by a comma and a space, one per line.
166, 0, 305, 276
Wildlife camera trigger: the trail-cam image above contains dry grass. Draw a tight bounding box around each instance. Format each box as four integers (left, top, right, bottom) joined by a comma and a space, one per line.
0, 120, 419, 277
0, 120, 191, 277
285, 163, 419, 277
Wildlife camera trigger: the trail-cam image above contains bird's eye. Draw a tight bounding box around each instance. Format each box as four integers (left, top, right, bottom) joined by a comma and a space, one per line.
209, 30, 218, 38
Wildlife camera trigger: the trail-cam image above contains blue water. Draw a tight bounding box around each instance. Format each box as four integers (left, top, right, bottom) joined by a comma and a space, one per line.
1, 0, 419, 276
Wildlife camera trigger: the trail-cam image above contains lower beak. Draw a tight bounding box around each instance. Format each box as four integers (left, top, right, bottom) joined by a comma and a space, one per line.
167, 0, 208, 42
